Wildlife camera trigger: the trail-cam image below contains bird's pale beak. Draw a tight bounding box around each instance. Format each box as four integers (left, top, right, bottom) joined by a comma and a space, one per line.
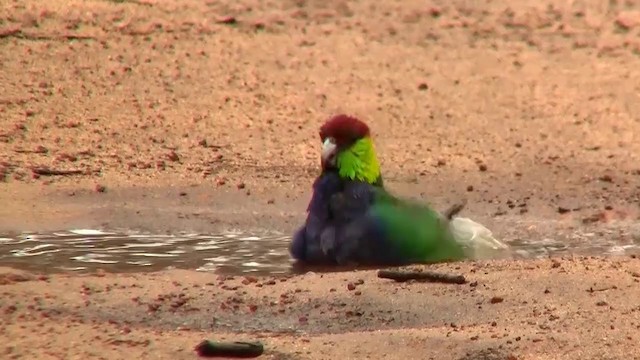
321, 137, 337, 168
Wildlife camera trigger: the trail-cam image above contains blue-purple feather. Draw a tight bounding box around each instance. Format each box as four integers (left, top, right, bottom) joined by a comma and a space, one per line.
290, 174, 397, 265
289, 171, 343, 264
325, 180, 407, 265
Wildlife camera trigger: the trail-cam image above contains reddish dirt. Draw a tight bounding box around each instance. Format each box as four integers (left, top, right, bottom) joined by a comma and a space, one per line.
2, 258, 640, 359
2, 0, 640, 358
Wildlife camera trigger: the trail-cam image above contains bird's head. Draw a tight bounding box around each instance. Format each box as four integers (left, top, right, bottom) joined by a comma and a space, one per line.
318, 114, 382, 185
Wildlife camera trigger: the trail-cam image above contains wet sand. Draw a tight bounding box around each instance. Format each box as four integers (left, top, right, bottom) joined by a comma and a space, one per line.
2, 0, 640, 358
2, 258, 640, 360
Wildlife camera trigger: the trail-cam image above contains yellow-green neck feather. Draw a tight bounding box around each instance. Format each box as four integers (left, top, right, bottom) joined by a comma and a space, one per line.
336, 137, 381, 184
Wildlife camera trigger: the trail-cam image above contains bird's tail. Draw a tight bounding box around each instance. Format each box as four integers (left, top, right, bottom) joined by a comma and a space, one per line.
441, 201, 509, 259
448, 217, 509, 259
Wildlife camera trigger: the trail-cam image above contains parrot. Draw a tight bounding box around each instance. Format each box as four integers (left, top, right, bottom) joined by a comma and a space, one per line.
289, 114, 383, 265
290, 114, 508, 266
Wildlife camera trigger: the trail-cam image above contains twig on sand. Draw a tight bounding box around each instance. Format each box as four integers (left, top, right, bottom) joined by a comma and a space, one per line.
19, 33, 98, 41
32, 167, 85, 176
377, 269, 467, 284
0, 28, 97, 41
587, 286, 616, 293
107, 0, 154, 5
0, 27, 21, 39
195, 340, 264, 358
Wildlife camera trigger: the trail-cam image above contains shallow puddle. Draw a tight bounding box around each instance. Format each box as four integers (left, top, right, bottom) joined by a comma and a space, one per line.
0, 229, 294, 275
0, 227, 639, 275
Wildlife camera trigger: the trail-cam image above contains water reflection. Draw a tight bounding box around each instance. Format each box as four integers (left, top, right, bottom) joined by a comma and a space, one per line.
0, 227, 638, 275
1, 229, 294, 275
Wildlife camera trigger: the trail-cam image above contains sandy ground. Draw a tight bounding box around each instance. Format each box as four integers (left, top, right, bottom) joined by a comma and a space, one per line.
2, 0, 640, 358
2, 258, 640, 360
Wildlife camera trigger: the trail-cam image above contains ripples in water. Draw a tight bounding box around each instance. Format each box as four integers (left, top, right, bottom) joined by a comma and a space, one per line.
0, 227, 639, 275
0, 229, 293, 275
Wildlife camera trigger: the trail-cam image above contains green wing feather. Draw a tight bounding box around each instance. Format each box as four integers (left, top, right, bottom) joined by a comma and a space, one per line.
370, 188, 468, 263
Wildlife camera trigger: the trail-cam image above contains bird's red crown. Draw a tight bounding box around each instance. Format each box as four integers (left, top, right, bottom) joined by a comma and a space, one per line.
318, 114, 371, 147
